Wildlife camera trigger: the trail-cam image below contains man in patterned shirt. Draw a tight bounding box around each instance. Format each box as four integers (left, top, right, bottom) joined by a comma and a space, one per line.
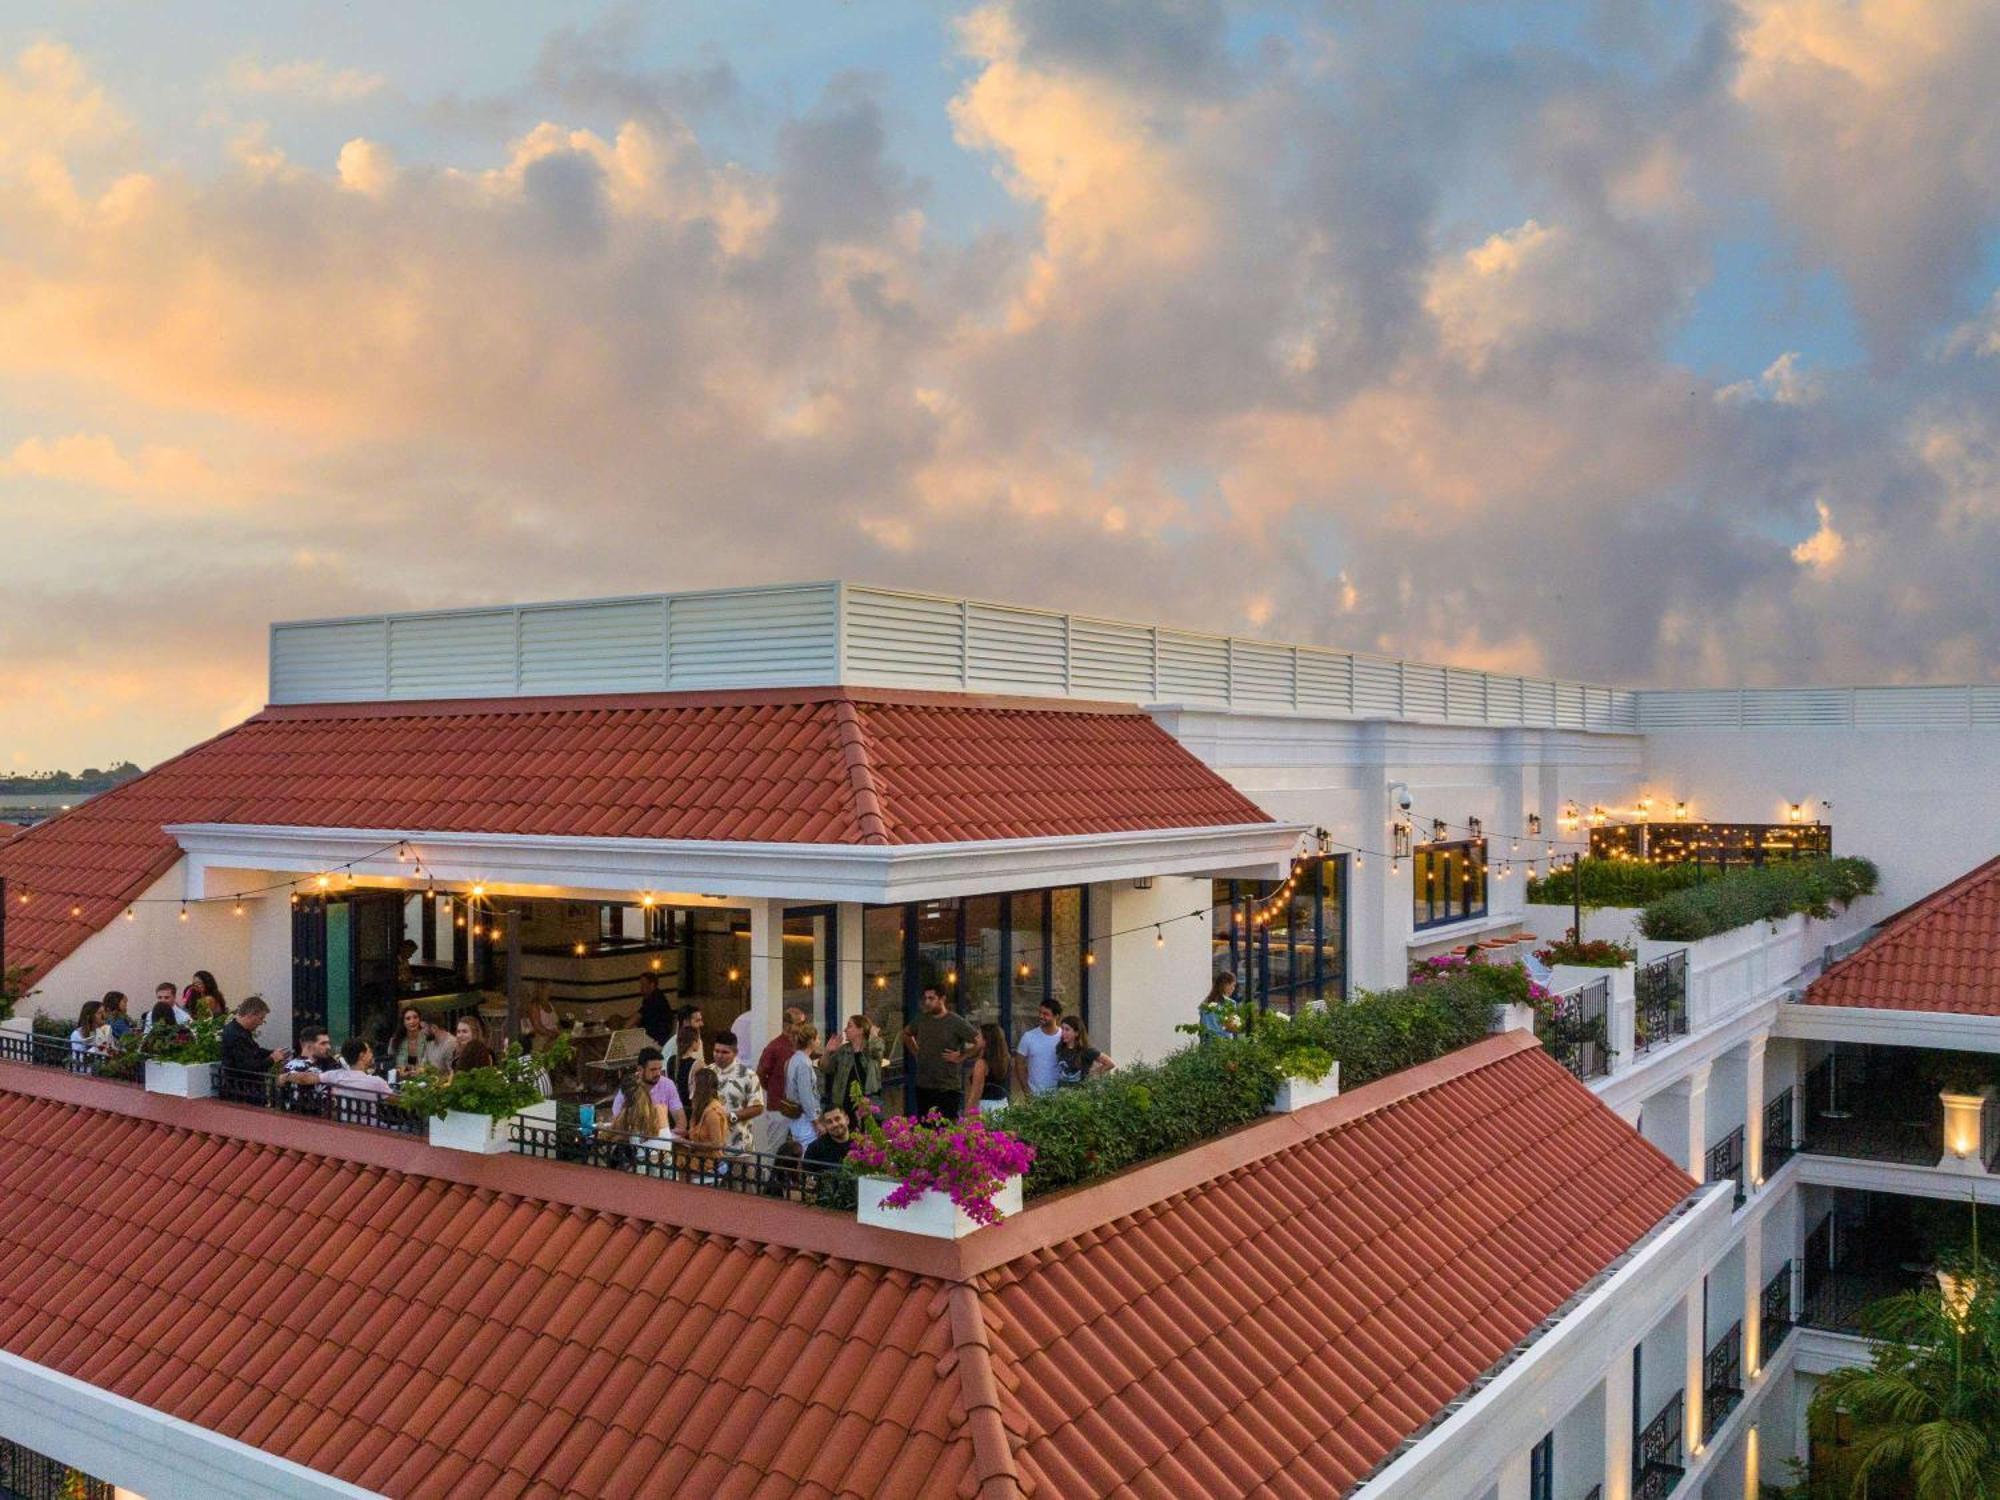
708, 1031, 766, 1154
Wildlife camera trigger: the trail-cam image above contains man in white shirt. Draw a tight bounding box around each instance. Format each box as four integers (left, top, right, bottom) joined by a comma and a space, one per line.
320, 1039, 396, 1100
1013, 999, 1064, 1097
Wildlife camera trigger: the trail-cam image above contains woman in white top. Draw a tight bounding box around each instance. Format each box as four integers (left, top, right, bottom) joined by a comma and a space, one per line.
69, 1000, 114, 1056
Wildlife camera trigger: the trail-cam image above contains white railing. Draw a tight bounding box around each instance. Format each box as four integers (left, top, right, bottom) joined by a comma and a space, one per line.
269, 581, 1643, 728
1636, 685, 2000, 731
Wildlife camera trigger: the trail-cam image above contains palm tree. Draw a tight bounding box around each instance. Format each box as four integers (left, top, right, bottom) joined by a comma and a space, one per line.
1810, 1266, 2000, 1499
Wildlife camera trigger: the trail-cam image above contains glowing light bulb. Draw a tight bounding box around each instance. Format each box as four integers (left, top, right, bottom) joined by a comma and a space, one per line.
316, 874, 331, 891
471, 884, 486, 898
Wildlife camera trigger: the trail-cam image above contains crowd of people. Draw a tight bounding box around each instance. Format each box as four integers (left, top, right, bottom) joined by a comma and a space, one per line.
52, 968, 1116, 1196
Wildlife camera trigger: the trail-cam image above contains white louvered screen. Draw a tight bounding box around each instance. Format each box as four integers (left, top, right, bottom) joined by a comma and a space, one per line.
1230, 641, 1296, 708
1401, 662, 1446, 720
668, 587, 838, 688
1295, 649, 1353, 714
967, 603, 1068, 693
1352, 657, 1403, 717
1157, 631, 1230, 702
270, 619, 388, 703
387, 611, 517, 699
1069, 616, 1156, 699
522, 600, 667, 694
843, 587, 965, 688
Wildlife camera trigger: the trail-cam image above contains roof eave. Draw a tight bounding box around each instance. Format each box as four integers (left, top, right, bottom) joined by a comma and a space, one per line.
165, 820, 1306, 905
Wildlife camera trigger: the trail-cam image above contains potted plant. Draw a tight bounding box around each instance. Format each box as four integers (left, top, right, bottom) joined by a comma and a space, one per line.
1253, 1009, 1341, 1113
141, 1017, 223, 1098
399, 1039, 565, 1153
848, 1111, 1035, 1238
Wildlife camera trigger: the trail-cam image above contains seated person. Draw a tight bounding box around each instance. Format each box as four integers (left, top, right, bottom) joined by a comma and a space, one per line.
604, 1078, 673, 1172
801, 1108, 853, 1176
522, 980, 562, 1053
611, 1048, 687, 1132
283, 1028, 334, 1083
452, 1015, 496, 1071
320, 1039, 397, 1101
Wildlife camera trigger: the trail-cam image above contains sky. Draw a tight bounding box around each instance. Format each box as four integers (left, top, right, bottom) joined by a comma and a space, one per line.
5, 0, 2000, 771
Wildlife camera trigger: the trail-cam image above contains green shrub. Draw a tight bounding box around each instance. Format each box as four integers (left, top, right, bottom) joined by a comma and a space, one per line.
1003, 975, 1499, 1198
1526, 858, 1706, 907
1636, 857, 1878, 942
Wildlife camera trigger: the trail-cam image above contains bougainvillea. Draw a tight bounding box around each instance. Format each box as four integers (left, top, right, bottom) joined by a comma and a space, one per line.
848, 1110, 1037, 1226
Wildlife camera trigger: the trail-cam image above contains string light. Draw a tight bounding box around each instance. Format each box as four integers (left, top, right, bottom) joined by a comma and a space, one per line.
177, 903, 188, 923
316, 874, 331, 891
123, 909, 135, 922
1155, 926, 1165, 949
70, 903, 82, 919
233, 901, 245, 917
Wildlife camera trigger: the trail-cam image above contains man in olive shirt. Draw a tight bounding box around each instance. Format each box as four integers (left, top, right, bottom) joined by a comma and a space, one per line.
903, 986, 979, 1119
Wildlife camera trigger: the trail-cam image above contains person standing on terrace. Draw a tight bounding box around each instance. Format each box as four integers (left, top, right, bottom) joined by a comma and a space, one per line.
1014, 1000, 1062, 1097
754, 1006, 807, 1152
821, 1015, 884, 1123
634, 969, 673, 1049
707, 1031, 765, 1154
1054, 1016, 1112, 1088
904, 986, 979, 1119
966, 1024, 1011, 1116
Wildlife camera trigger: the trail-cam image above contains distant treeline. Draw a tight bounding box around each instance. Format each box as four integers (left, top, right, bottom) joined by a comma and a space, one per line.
0, 762, 143, 795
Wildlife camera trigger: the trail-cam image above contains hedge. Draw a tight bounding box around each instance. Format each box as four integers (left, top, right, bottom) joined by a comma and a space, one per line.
997, 973, 1501, 1198
1525, 857, 1706, 908
1635, 856, 1878, 942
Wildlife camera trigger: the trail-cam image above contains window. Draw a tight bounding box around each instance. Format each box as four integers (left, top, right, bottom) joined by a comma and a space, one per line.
1529, 1431, 1554, 1500
1413, 839, 1487, 930
864, 887, 1092, 1093
1211, 856, 1347, 1012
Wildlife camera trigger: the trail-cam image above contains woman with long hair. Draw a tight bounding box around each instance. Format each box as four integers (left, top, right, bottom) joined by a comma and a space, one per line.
184, 970, 225, 1017
70, 1000, 110, 1056
384, 1007, 428, 1075
821, 1014, 885, 1123
1055, 1015, 1112, 1088
452, 1014, 495, 1071
965, 1023, 1012, 1115
678, 1065, 729, 1177
1199, 970, 1239, 1037
669, 1021, 702, 1110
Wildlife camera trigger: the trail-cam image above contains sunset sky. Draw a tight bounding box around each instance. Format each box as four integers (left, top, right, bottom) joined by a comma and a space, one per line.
5, 0, 2000, 771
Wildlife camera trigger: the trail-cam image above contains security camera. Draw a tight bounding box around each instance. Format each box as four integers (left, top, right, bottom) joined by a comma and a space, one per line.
1388, 781, 1413, 813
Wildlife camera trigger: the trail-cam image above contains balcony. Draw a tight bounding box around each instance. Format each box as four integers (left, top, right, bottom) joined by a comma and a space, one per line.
1761, 1259, 1794, 1355
1537, 974, 1612, 1082
1799, 1051, 2000, 1171
1633, 1389, 1685, 1499
1633, 950, 1688, 1056
1763, 1087, 1796, 1174
1701, 1321, 1743, 1441
1706, 1125, 1746, 1209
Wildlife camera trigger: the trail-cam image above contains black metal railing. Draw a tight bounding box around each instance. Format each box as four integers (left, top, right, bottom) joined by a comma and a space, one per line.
1633, 950, 1688, 1055
1581, 1488, 1601, 1500
1802, 1111, 1940, 1166
1799, 1268, 1922, 1336
1763, 1087, 1796, 1173
1634, 1389, 1685, 1498
1707, 1125, 1746, 1208
212, 1065, 424, 1135
1538, 975, 1611, 1081
1762, 1260, 1794, 1355
1703, 1321, 1743, 1440
0, 1436, 114, 1500
510, 1120, 851, 1208
0, 1031, 144, 1082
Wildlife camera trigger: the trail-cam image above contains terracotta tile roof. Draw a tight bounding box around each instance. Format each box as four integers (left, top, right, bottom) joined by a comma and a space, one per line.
0, 823, 23, 841
1806, 853, 2000, 1015
0, 1035, 1689, 1499
0, 688, 1271, 981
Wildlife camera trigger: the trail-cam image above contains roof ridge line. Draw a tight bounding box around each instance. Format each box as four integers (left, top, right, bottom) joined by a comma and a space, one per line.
946, 1282, 1030, 1500
832, 696, 892, 846
1808, 851, 2000, 1000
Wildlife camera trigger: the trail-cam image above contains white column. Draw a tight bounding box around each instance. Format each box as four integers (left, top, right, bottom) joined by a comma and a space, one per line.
837, 901, 866, 1023
1496, 1447, 1531, 1500
1685, 1287, 1707, 1461
1743, 1215, 1765, 1379
1746, 1032, 1769, 1189
743, 899, 786, 1058
1685, 1060, 1712, 1182
1604, 1348, 1634, 1500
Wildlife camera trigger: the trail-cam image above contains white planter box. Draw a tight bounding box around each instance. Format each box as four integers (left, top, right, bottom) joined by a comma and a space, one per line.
427, 1110, 515, 1154
144, 1060, 214, 1098
1269, 1063, 1341, 1114
856, 1174, 1023, 1239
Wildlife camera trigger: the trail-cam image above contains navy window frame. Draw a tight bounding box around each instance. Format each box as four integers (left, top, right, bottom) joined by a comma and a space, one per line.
1211, 854, 1347, 1012
1412, 838, 1488, 931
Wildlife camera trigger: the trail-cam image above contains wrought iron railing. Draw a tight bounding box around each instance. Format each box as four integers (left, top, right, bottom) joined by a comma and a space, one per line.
1799, 1268, 1922, 1336
1762, 1260, 1794, 1355
0, 1030, 146, 1081
510, 1120, 852, 1208
1707, 1125, 1746, 1208
0, 1436, 114, 1500
1801, 1111, 1940, 1166
1538, 975, 1611, 1081
1703, 1321, 1743, 1440
212, 1065, 424, 1135
1633, 950, 1688, 1055
1763, 1087, 1796, 1173
1634, 1389, 1685, 1498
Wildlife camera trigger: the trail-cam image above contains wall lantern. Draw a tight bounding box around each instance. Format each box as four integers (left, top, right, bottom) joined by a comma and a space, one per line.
1466, 816, 1482, 839
1674, 800, 1688, 821
1787, 802, 1804, 824
1430, 818, 1448, 842
1939, 1090, 1990, 1174
1526, 813, 1541, 836
1392, 822, 1413, 860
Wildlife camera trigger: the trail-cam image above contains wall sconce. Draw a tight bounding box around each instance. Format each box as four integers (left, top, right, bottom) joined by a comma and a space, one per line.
1787, 802, 1804, 824
1940, 1090, 1988, 1174
1589, 805, 1606, 827
1674, 800, 1688, 821
1526, 813, 1541, 836
1131, 876, 1154, 890
1430, 818, 1448, 842
1392, 822, 1412, 860
1466, 815, 1482, 839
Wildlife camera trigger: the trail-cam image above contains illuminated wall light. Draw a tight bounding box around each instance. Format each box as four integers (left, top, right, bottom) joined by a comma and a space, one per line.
1787, 802, 1803, 824
1675, 800, 1688, 821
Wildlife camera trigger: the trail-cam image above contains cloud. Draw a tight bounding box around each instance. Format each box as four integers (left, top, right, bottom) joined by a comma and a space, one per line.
223, 57, 388, 102
4, 6, 2000, 770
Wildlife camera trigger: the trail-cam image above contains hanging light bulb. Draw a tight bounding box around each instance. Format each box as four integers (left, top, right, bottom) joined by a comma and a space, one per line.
176, 903, 187, 922
123, 908, 135, 922
801, 973, 813, 988
1085, 951, 1096, 967
70, 903, 83, 918
573, 941, 586, 956
1155, 926, 1165, 949
641, 892, 656, 909
874, 974, 888, 990
727, 967, 741, 983
233, 900, 245, 917
316, 874, 331, 891
471, 883, 486, 899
